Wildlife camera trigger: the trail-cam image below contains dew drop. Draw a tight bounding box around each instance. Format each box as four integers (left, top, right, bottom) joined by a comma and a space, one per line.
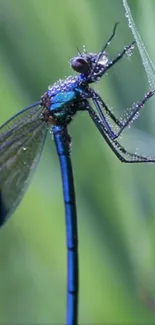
48, 84, 53, 90
126, 47, 134, 58
98, 54, 108, 66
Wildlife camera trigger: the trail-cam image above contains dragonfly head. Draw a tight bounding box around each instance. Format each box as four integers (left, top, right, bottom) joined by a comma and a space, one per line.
71, 49, 109, 83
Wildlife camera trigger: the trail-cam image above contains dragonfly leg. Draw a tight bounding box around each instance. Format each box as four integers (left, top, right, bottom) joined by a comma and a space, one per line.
91, 89, 155, 140
104, 41, 135, 74
90, 89, 123, 128
116, 90, 155, 138
91, 95, 118, 139
88, 104, 155, 163
101, 22, 119, 53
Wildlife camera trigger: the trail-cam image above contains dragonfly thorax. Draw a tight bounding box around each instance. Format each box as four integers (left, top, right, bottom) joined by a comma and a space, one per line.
41, 75, 89, 126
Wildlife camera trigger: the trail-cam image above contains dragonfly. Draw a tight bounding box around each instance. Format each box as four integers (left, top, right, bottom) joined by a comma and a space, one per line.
0, 23, 155, 325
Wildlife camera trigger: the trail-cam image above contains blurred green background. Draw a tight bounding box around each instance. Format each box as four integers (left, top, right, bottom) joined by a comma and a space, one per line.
1, 0, 155, 323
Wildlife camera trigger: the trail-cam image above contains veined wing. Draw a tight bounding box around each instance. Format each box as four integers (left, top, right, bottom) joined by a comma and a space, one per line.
0, 102, 41, 145
0, 103, 48, 225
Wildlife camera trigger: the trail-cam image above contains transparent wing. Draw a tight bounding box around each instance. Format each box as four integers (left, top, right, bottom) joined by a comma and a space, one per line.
0, 103, 48, 225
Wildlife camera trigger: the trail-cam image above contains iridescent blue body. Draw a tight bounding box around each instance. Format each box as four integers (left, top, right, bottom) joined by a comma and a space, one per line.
0, 23, 155, 325
47, 75, 85, 122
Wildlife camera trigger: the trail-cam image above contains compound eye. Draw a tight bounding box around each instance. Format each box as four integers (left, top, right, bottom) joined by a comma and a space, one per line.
71, 57, 89, 74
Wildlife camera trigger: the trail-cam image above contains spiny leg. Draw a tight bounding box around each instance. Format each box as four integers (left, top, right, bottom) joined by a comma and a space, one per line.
99, 22, 119, 57
88, 104, 155, 163
91, 95, 116, 138
90, 89, 155, 140
104, 41, 135, 74
116, 90, 155, 138
90, 89, 123, 128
